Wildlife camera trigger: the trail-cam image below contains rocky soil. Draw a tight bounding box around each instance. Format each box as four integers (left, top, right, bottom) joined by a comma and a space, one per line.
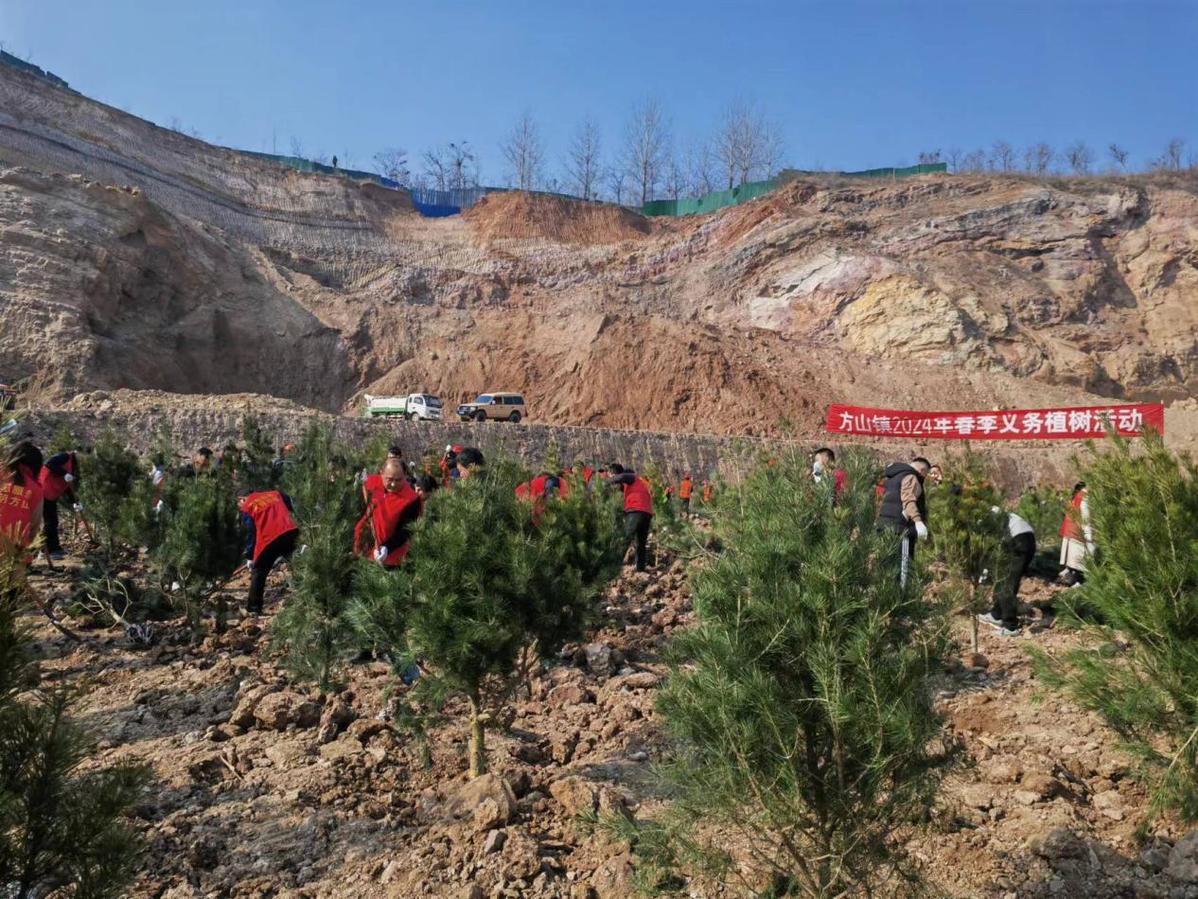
23, 532, 1198, 899
3, 63, 1198, 440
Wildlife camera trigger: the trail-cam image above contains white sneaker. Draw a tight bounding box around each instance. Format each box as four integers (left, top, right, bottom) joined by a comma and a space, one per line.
976, 612, 1003, 629
997, 627, 1022, 637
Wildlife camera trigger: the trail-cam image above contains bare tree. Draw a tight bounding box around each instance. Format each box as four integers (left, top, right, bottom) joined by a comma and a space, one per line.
565, 120, 603, 201
714, 100, 785, 188
423, 142, 479, 192
622, 98, 670, 205
1106, 143, 1129, 172
946, 148, 963, 173
373, 147, 411, 185
1153, 137, 1186, 171
605, 166, 629, 205
917, 149, 942, 165
685, 141, 719, 196
960, 148, 987, 173
664, 155, 688, 200
289, 136, 304, 158
1023, 142, 1054, 176
501, 111, 544, 191
990, 140, 1016, 173
1066, 141, 1094, 174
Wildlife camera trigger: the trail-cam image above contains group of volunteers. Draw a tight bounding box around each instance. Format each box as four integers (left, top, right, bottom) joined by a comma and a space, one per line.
1, 430, 1094, 638
816, 447, 1093, 638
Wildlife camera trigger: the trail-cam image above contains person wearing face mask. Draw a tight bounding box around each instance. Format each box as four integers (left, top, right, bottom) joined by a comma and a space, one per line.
811, 447, 847, 503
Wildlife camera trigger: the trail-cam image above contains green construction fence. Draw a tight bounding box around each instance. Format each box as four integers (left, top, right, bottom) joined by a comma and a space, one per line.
642, 163, 948, 217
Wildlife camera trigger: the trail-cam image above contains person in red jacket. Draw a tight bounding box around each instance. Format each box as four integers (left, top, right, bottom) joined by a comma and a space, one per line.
516, 471, 562, 525
39, 449, 81, 560
607, 463, 654, 572
238, 488, 299, 614
678, 473, 693, 513
1059, 482, 1092, 586
2, 441, 45, 557
355, 457, 422, 567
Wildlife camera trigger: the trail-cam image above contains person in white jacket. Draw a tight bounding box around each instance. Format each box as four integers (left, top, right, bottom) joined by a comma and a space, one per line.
1059, 482, 1093, 586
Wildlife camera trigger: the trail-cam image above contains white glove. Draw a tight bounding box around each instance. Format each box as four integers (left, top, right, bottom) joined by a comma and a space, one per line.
245, 560, 255, 573
72, 503, 83, 513
64, 473, 75, 483
154, 500, 164, 514
914, 521, 929, 541
374, 546, 389, 564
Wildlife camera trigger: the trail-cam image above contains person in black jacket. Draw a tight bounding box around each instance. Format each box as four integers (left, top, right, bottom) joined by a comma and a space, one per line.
877, 457, 933, 588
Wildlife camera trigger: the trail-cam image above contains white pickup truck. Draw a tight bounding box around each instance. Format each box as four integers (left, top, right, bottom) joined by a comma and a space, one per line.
362, 393, 443, 421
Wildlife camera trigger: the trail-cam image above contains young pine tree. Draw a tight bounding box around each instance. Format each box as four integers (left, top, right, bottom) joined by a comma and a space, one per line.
78, 429, 142, 566
272, 425, 363, 690
150, 474, 242, 638
1035, 433, 1198, 823
625, 449, 953, 898
240, 415, 278, 489
353, 459, 622, 777
0, 443, 149, 898
933, 452, 1009, 653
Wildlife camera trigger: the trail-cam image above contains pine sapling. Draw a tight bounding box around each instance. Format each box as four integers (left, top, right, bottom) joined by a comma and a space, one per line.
272, 424, 363, 690
620, 449, 954, 897
1035, 433, 1198, 823
933, 451, 1008, 653
150, 474, 242, 638
78, 429, 142, 568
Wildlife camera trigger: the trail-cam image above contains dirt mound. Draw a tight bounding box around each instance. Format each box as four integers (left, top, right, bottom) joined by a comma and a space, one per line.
465, 191, 653, 245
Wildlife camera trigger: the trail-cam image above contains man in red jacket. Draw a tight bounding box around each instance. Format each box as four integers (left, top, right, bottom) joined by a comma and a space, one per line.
39, 449, 81, 560
356, 457, 422, 567
607, 463, 654, 572
238, 488, 299, 614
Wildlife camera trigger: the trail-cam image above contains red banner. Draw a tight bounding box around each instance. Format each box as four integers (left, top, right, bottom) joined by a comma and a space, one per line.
825, 403, 1164, 440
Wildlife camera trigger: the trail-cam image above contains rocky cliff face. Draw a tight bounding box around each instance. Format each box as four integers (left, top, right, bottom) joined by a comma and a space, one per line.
1, 63, 1196, 437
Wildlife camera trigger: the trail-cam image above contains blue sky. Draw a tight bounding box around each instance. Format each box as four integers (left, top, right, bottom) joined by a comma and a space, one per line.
2, 0, 1194, 183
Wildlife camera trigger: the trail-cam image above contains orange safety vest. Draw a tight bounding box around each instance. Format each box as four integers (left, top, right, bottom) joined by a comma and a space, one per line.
1060, 491, 1086, 541
240, 491, 298, 563
679, 478, 693, 499
623, 476, 654, 515
355, 479, 422, 567
702, 482, 712, 503
0, 467, 43, 549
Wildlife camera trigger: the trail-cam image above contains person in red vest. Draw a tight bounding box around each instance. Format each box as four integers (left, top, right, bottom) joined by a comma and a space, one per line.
2, 441, 45, 557
607, 463, 654, 572
355, 457, 422, 567
238, 488, 299, 614
701, 479, 713, 505
1059, 482, 1093, 586
39, 449, 81, 560
678, 473, 693, 513
812, 447, 847, 503
516, 471, 562, 525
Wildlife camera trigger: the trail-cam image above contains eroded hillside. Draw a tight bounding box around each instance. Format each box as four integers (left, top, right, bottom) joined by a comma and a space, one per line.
1, 63, 1196, 435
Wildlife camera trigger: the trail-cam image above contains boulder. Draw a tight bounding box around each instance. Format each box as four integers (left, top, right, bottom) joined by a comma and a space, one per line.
549, 776, 598, 819
1029, 827, 1085, 861
252, 690, 320, 731
316, 699, 355, 745
548, 683, 594, 706
445, 774, 518, 832
583, 642, 616, 677
1168, 831, 1198, 883
227, 682, 281, 729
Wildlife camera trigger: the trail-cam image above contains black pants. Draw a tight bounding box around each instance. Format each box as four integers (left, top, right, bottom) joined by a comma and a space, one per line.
43, 499, 62, 554
248, 530, 298, 613
992, 532, 1036, 629
624, 512, 652, 572
681, 497, 690, 513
